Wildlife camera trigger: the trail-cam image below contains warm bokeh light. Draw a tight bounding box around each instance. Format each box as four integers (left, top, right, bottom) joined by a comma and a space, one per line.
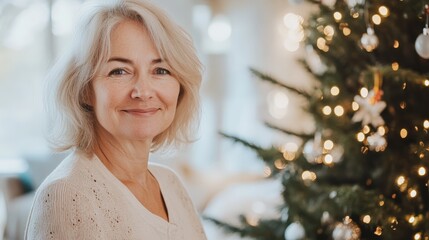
414, 233, 422, 240
378, 6, 390, 17
396, 176, 405, 186
418, 167, 426, 176
323, 106, 332, 115
360, 87, 369, 98
334, 105, 344, 116
424, 79, 429, 86
372, 14, 382, 25
342, 27, 351, 36
324, 140, 334, 150
333, 12, 342, 21
392, 62, 399, 71
324, 154, 333, 164
424, 120, 429, 129
363, 215, 371, 224
400, 128, 408, 138
302, 170, 317, 181
357, 132, 365, 142
331, 86, 340, 96
393, 40, 399, 48
352, 101, 359, 111
377, 126, 386, 136
324, 25, 335, 37
363, 125, 370, 134
409, 189, 417, 198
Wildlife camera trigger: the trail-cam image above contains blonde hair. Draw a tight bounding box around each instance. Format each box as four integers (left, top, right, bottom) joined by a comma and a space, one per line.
46, 0, 202, 153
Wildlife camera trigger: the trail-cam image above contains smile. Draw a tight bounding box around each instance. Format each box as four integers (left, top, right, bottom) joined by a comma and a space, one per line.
122, 108, 160, 116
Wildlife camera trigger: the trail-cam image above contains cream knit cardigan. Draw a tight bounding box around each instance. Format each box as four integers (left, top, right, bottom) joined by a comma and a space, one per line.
25, 152, 207, 240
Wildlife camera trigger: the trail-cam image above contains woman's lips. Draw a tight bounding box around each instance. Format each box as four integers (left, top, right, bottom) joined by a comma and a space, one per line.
122, 108, 160, 116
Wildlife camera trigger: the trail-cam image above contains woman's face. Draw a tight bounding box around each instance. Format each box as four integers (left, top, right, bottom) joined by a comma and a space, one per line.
91, 20, 180, 143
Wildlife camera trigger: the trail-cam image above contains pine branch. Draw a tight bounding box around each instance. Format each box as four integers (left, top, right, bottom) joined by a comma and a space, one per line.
219, 132, 260, 151
250, 68, 311, 98
219, 132, 285, 176
265, 122, 314, 140
203, 216, 244, 235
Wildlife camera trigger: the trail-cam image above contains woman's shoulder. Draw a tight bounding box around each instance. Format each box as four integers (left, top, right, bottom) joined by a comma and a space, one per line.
36, 151, 97, 193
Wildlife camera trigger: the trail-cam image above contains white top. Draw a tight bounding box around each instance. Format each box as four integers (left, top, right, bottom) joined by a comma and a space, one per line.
25, 152, 207, 240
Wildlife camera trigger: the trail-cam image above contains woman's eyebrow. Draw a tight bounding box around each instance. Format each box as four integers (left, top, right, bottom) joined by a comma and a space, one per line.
108, 57, 133, 64
107, 57, 164, 64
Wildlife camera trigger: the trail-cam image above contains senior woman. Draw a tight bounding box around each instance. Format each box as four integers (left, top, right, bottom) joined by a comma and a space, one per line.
25, 0, 206, 239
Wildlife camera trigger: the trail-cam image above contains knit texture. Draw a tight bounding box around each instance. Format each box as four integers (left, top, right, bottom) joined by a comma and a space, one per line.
25, 152, 207, 240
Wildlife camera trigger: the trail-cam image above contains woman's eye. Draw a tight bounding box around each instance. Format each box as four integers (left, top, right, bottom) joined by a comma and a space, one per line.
155, 68, 171, 75
108, 68, 127, 76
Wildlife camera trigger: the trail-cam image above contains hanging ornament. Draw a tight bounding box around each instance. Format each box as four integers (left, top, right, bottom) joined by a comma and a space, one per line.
360, 3, 378, 52
361, 27, 379, 52
352, 70, 386, 127
303, 132, 344, 164
332, 217, 361, 240
305, 45, 327, 75
321, 211, 334, 225
284, 222, 305, 240
346, 0, 364, 8
321, 0, 336, 8
415, 5, 429, 59
366, 132, 387, 152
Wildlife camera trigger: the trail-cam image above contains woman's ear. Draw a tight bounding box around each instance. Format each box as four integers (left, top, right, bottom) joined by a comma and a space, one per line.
81, 83, 94, 111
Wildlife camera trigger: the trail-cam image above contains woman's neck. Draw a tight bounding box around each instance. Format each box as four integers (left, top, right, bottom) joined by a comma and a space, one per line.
93, 129, 153, 185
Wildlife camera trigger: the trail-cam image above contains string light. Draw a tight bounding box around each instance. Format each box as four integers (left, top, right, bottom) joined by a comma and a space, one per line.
374, 226, 382, 236
302, 171, 317, 181
393, 40, 399, 48
392, 62, 399, 71
324, 154, 333, 165
274, 159, 286, 169
331, 86, 340, 96
324, 140, 334, 150
414, 232, 422, 240
357, 132, 365, 142
352, 101, 359, 111
334, 105, 344, 116
424, 120, 429, 129
372, 14, 382, 25
379, 200, 385, 206
324, 25, 335, 37
396, 175, 406, 186
264, 166, 272, 177
409, 189, 417, 198
408, 215, 416, 224
400, 128, 408, 138
333, 12, 342, 21
352, 12, 360, 18
424, 79, 429, 86
360, 87, 369, 97
378, 6, 390, 17
362, 215, 371, 224
342, 27, 351, 36
323, 106, 332, 115
377, 126, 386, 136
317, 37, 329, 52
418, 166, 426, 176
363, 125, 370, 134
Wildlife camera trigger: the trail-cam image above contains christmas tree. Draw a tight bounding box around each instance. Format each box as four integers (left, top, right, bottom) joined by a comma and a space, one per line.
209, 0, 429, 239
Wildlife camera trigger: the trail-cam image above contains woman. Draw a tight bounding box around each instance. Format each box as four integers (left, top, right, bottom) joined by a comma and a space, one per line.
25, 0, 206, 239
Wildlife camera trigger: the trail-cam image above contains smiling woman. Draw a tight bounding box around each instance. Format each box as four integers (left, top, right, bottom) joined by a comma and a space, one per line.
24, 0, 206, 239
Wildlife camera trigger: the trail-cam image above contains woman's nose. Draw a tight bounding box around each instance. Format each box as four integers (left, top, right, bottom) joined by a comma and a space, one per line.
131, 74, 155, 100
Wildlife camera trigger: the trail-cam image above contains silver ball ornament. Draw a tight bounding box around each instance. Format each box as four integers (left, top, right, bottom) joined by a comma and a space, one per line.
360, 27, 379, 52
415, 28, 429, 59
284, 222, 305, 240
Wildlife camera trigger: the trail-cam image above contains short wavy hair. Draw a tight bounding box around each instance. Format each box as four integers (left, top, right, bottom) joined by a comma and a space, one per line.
46, 0, 202, 153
